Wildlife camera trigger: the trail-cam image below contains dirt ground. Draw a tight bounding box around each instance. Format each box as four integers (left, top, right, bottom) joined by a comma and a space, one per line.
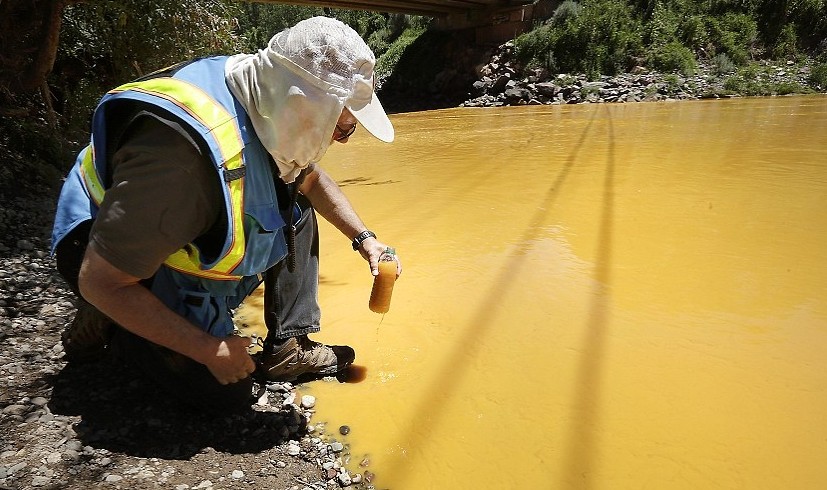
0, 197, 374, 489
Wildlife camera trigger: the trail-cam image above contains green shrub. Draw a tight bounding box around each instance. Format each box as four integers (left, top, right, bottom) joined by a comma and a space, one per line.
760, 0, 827, 52
58, 0, 243, 134
662, 73, 682, 93
645, 2, 680, 48
516, 0, 643, 76
551, 0, 644, 76
771, 23, 799, 59
723, 75, 743, 92
742, 80, 765, 96
368, 26, 394, 56
706, 13, 757, 64
773, 81, 802, 94
515, 24, 555, 68
0, 116, 69, 197
721, 62, 809, 96
713, 53, 737, 73
809, 62, 827, 89
375, 25, 428, 77
723, 68, 765, 95
551, 0, 583, 26
650, 41, 697, 75
680, 14, 709, 52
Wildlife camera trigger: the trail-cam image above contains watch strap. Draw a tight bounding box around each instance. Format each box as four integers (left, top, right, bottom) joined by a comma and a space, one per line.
351, 230, 377, 251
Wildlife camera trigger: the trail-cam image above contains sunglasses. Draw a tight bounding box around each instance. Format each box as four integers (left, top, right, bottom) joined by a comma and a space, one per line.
334, 122, 357, 141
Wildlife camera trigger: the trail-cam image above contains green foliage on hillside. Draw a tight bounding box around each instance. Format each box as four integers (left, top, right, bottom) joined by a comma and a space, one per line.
811, 62, 827, 89
233, 4, 424, 58
516, 0, 644, 77
375, 23, 430, 77
1, 2, 431, 199
516, 0, 827, 77
56, 0, 243, 135
49, 2, 428, 142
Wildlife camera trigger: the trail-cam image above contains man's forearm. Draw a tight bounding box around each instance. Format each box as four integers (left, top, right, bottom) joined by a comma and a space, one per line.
78, 246, 256, 384
300, 166, 398, 276
300, 167, 367, 240
79, 249, 218, 364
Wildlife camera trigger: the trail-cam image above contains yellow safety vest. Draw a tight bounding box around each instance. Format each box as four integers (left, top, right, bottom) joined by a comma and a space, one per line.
79, 77, 248, 280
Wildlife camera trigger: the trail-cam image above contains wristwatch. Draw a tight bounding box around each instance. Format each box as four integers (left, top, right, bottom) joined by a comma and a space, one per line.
351, 230, 376, 251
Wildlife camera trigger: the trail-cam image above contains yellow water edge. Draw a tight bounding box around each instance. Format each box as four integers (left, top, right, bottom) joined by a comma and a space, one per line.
238, 96, 827, 489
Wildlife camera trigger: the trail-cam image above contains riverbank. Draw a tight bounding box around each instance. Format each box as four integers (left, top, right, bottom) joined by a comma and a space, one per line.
459, 41, 825, 107
0, 200, 372, 488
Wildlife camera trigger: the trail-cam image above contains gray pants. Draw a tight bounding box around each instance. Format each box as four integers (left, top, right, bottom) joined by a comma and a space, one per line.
264, 201, 321, 341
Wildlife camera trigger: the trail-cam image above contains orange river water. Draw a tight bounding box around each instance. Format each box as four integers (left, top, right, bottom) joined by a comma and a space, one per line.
237, 95, 827, 489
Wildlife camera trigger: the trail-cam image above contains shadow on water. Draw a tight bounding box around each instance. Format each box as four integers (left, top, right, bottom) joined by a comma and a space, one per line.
336, 364, 368, 383
386, 107, 602, 488
47, 355, 304, 459
557, 105, 616, 488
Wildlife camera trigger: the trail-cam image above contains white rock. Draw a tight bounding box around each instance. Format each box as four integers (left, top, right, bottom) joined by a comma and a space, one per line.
16, 240, 34, 251
231, 469, 244, 479
2, 404, 27, 416
337, 470, 352, 486
104, 474, 123, 482
31, 475, 51, 486
30, 396, 48, 406
300, 395, 316, 409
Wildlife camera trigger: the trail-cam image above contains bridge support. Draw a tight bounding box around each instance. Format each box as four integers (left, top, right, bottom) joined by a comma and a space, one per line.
432, 0, 556, 46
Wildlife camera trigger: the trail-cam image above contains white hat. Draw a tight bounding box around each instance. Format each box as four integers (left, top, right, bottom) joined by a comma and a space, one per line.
269, 16, 394, 143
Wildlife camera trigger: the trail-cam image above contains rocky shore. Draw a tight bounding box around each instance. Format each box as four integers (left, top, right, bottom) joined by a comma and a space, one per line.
0, 199, 373, 489
461, 41, 822, 107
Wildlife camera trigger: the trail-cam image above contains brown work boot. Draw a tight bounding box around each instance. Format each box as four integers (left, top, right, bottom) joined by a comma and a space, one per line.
61, 300, 113, 363
259, 335, 355, 382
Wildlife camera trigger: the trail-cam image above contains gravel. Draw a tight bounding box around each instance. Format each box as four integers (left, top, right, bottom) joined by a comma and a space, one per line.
0, 193, 375, 489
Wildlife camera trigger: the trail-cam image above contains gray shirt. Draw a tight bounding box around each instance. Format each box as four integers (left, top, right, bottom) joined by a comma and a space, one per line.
89, 113, 223, 279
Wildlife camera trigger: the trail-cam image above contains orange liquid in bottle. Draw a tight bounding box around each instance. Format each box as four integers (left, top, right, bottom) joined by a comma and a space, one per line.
369, 260, 397, 313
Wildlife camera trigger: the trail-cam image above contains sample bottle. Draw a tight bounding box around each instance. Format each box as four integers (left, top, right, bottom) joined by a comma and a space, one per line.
369, 249, 397, 313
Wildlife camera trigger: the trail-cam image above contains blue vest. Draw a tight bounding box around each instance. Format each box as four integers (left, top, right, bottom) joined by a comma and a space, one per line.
52, 56, 291, 337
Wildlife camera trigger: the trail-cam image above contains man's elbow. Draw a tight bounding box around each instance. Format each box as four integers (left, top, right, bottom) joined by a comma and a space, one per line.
77, 262, 103, 305
77, 250, 120, 306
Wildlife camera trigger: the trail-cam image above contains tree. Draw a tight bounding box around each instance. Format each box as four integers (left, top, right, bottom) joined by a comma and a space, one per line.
0, 0, 67, 116
1, 0, 242, 124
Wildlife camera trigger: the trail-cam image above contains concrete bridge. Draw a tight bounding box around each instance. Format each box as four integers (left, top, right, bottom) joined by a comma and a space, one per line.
256, 0, 557, 44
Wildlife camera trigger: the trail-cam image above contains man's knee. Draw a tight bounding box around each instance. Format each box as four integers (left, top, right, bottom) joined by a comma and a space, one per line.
55, 220, 93, 296
110, 328, 253, 413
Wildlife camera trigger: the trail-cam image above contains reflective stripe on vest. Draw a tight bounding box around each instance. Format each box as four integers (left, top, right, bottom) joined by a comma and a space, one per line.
80, 77, 247, 281
78, 144, 104, 206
